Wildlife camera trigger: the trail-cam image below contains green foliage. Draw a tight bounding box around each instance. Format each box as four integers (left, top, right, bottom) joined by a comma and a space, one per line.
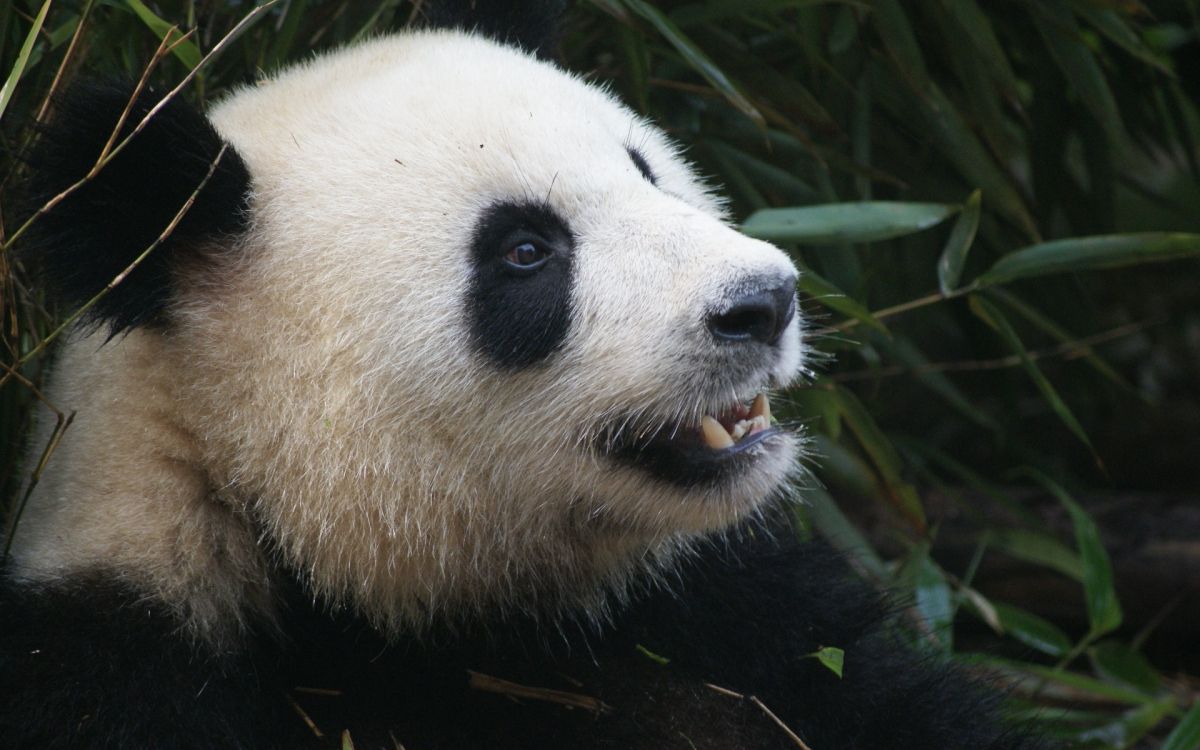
2, 1, 1197, 746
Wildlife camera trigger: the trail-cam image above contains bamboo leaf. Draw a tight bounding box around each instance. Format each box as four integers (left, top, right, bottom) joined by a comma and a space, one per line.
809, 646, 845, 678
623, 0, 764, 126
935, 0, 1021, 98
978, 233, 1200, 286
800, 487, 888, 579
795, 265, 889, 334
1162, 700, 1200, 750
1076, 700, 1175, 749
741, 202, 957, 244
1072, 4, 1173, 75
992, 529, 1084, 581
125, 0, 202, 69
1035, 3, 1126, 146
0, 0, 52, 121
992, 602, 1072, 657
913, 554, 954, 652
1016, 468, 1122, 638
938, 189, 982, 294
833, 386, 926, 531
989, 288, 1133, 392
869, 0, 927, 81
969, 296, 1095, 453
1090, 640, 1161, 693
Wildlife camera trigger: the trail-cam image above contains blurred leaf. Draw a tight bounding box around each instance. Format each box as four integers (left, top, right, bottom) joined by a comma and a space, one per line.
809, 646, 845, 678
913, 553, 954, 652
958, 586, 1001, 633
0, 0, 51, 121
936, 0, 1021, 99
992, 601, 1072, 657
126, 0, 202, 69
1076, 699, 1175, 749
1090, 640, 1161, 693
938, 189, 982, 294
796, 264, 889, 334
742, 202, 956, 244
623, 0, 764, 126
977, 232, 1200, 286
1035, 3, 1127, 146
989, 288, 1134, 392
985, 657, 1150, 705
1162, 700, 1200, 750
833, 386, 926, 531
870, 0, 927, 82
668, 0, 851, 27
992, 528, 1084, 581
1072, 4, 1174, 75
879, 336, 999, 431
868, 64, 1040, 240
800, 487, 888, 579
1017, 468, 1122, 638
969, 296, 1095, 453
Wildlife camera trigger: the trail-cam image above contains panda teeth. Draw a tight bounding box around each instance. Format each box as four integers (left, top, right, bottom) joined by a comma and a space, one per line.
699, 393, 772, 450
701, 416, 735, 450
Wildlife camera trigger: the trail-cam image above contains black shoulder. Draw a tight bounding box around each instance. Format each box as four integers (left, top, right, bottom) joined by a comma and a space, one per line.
19, 80, 251, 333
420, 0, 569, 59
0, 574, 296, 750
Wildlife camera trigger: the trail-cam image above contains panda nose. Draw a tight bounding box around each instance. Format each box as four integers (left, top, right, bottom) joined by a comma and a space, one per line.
707, 275, 797, 346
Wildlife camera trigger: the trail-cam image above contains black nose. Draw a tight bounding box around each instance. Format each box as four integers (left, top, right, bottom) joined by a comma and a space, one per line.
707, 275, 797, 346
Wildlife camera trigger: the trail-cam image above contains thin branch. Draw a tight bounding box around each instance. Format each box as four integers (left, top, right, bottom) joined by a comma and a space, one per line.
704, 683, 814, 750
826, 320, 1153, 383
467, 670, 609, 714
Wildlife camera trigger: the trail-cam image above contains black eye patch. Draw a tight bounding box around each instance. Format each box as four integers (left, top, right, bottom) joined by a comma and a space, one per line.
466, 201, 576, 369
627, 147, 657, 186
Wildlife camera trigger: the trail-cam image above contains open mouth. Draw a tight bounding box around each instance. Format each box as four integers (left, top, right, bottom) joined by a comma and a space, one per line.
605, 392, 788, 488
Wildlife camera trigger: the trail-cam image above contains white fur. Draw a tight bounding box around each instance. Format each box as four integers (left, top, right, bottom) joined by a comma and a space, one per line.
9, 31, 805, 639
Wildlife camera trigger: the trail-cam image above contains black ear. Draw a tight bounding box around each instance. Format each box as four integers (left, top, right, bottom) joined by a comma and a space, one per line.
20, 80, 251, 334
421, 0, 569, 59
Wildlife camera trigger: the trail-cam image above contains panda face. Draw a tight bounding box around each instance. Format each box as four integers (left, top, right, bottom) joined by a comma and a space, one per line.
174, 31, 804, 627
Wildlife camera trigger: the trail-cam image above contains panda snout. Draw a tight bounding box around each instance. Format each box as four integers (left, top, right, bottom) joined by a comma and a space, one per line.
706, 274, 797, 346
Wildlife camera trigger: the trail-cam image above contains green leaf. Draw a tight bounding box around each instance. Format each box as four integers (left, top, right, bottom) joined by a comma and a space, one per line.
623, 0, 764, 126
869, 0, 927, 81
741, 202, 956, 244
1073, 5, 1173, 75
800, 487, 887, 579
809, 646, 845, 678
1035, 3, 1126, 147
341, 729, 355, 750
1090, 640, 1161, 693
969, 296, 1095, 453
913, 554, 954, 652
832, 386, 926, 531
1016, 469, 1122, 638
983, 657, 1149, 705
125, 0, 202, 69
935, 0, 1021, 99
879, 336, 998, 431
795, 264, 888, 334
0, 0, 52, 121
978, 232, 1200, 286
1162, 700, 1200, 750
635, 644, 671, 665
992, 602, 1072, 657
989, 288, 1133, 392
937, 190, 981, 294
992, 528, 1084, 581
1076, 699, 1175, 749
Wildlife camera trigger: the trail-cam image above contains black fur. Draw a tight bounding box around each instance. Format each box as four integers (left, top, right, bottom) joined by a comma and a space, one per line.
467, 200, 576, 369
20, 80, 250, 333
0, 575, 296, 750
422, 0, 570, 59
0, 525, 1045, 749
627, 146, 658, 185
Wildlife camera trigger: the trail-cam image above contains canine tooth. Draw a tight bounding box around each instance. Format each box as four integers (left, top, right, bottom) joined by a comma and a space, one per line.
749, 393, 771, 422
701, 416, 735, 449
749, 415, 770, 434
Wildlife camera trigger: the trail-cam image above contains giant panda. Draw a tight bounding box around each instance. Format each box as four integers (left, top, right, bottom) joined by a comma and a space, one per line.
1, 2, 1044, 748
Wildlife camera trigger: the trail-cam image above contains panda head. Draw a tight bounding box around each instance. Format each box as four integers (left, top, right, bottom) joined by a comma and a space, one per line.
19, 5, 805, 633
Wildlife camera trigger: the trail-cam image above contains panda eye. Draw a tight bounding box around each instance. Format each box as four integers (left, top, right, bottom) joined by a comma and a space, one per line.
502, 241, 551, 272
